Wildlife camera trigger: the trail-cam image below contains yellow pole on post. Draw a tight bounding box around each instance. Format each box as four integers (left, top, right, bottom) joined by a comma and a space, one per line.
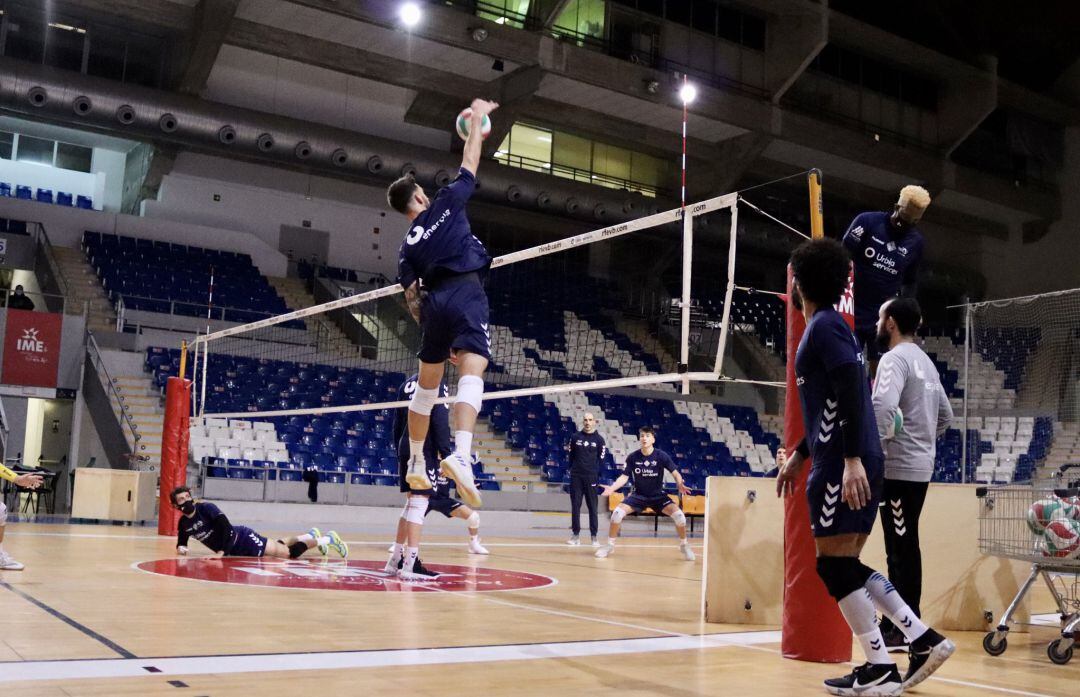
178, 341, 187, 380
808, 168, 824, 239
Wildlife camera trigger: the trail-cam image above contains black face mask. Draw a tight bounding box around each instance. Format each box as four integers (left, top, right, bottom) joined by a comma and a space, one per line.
179, 500, 195, 515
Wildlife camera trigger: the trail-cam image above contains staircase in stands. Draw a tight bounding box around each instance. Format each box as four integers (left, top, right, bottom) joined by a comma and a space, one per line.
53, 246, 116, 333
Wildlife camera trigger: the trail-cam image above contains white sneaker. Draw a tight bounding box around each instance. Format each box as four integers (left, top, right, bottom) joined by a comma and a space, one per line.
468, 538, 489, 555
680, 543, 696, 562
0, 554, 24, 571
405, 454, 433, 490
567, 535, 581, 546
595, 543, 614, 559
591, 537, 600, 547
441, 453, 482, 508
383, 555, 401, 575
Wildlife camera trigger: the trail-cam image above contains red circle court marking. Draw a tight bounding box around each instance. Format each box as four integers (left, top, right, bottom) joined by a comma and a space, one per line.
135, 558, 557, 593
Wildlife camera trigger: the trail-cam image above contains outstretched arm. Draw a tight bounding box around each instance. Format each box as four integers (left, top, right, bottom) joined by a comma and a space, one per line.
461, 99, 499, 176
600, 474, 629, 497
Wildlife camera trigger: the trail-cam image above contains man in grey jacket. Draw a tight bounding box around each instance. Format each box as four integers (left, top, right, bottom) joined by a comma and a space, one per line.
872, 297, 953, 651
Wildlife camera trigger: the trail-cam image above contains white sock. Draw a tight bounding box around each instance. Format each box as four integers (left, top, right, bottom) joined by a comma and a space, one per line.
317, 536, 331, 546
679, 538, 689, 546
297, 533, 314, 543
389, 542, 403, 560
405, 546, 419, 571
408, 440, 424, 466
469, 533, 479, 541
454, 430, 473, 459
838, 588, 893, 665
864, 571, 929, 642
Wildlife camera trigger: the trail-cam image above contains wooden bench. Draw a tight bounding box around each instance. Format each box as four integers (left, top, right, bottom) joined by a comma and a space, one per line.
607, 492, 706, 533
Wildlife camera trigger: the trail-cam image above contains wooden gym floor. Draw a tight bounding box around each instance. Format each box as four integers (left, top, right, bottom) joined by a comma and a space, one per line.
0, 523, 1074, 696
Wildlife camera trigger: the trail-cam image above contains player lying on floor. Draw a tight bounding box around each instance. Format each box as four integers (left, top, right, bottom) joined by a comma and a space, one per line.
170, 486, 347, 560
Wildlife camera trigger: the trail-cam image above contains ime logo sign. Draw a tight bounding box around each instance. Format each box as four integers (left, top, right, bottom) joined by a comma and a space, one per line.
17, 328, 45, 353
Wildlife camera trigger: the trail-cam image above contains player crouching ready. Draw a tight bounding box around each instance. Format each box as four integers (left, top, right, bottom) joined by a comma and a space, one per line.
171, 486, 347, 560
595, 426, 695, 561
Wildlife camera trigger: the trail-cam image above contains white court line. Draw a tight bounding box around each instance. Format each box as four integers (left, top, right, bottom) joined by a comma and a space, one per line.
7, 531, 701, 549
0, 632, 780, 683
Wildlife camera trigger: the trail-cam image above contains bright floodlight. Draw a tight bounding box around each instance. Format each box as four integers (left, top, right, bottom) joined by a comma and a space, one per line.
399, 2, 422, 27
679, 83, 698, 105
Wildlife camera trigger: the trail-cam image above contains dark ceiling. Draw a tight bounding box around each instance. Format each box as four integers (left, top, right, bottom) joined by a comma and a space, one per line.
830, 0, 1080, 93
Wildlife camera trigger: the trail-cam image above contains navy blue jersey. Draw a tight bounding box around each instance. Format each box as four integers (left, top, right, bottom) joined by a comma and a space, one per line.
176, 502, 234, 553
842, 211, 924, 330
795, 309, 883, 464
622, 448, 676, 498
393, 375, 452, 495
568, 430, 607, 476
397, 168, 491, 289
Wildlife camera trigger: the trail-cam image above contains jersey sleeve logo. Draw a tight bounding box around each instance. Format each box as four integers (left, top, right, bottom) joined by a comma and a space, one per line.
850, 225, 864, 240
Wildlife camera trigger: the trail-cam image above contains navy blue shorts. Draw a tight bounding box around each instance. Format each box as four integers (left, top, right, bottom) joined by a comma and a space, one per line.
418, 275, 491, 364
806, 456, 883, 537
227, 525, 267, 557
621, 493, 676, 514
425, 495, 464, 518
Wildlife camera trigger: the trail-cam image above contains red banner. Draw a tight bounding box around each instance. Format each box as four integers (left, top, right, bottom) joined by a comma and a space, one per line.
2, 310, 62, 388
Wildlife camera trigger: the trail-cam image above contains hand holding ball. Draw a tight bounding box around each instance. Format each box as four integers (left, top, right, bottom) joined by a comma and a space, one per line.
456, 108, 492, 141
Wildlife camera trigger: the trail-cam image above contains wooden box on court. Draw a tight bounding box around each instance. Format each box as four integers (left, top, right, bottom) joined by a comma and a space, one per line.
71, 468, 157, 522
703, 477, 1033, 631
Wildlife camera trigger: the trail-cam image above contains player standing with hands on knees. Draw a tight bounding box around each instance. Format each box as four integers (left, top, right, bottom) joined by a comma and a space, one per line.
387, 98, 499, 510
0, 463, 43, 570
775, 239, 952, 696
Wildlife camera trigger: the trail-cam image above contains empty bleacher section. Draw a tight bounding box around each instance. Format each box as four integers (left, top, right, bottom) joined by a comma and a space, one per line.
2, 183, 92, 209
490, 391, 782, 494
81, 231, 299, 327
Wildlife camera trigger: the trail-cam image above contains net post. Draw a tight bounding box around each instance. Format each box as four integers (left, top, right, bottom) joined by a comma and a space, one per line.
679, 209, 693, 395
199, 335, 209, 417
158, 376, 191, 537
808, 169, 824, 239
712, 200, 738, 374
962, 305, 971, 483
178, 340, 187, 380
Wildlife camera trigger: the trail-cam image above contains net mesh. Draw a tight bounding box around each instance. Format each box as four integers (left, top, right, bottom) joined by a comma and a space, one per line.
962, 289, 1080, 483
192, 193, 741, 419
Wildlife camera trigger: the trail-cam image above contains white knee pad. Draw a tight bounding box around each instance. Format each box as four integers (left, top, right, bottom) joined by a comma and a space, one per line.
402, 496, 428, 525
409, 384, 440, 416
466, 511, 480, 528
670, 509, 687, 527
455, 375, 484, 413
0, 501, 6, 526
610, 507, 626, 524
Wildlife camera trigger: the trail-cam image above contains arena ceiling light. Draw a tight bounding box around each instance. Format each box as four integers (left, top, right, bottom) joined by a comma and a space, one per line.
679, 82, 698, 105
399, 2, 422, 28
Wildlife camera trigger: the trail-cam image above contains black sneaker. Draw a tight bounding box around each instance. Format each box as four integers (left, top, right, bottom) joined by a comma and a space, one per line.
824, 663, 902, 696
904, 629, 955, 688
398, 556, 440, 581
880, 624, 910, 653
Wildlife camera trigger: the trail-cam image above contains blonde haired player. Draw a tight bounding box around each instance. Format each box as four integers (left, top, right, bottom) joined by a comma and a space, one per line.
842, 184, 930, 373
0, 463, 43, 570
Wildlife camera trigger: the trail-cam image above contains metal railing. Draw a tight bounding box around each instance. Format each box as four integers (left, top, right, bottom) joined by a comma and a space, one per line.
33, 221, 71, 304
114, 294, 306, 333
494, 151, 665, 198
86, 330, 142, 458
